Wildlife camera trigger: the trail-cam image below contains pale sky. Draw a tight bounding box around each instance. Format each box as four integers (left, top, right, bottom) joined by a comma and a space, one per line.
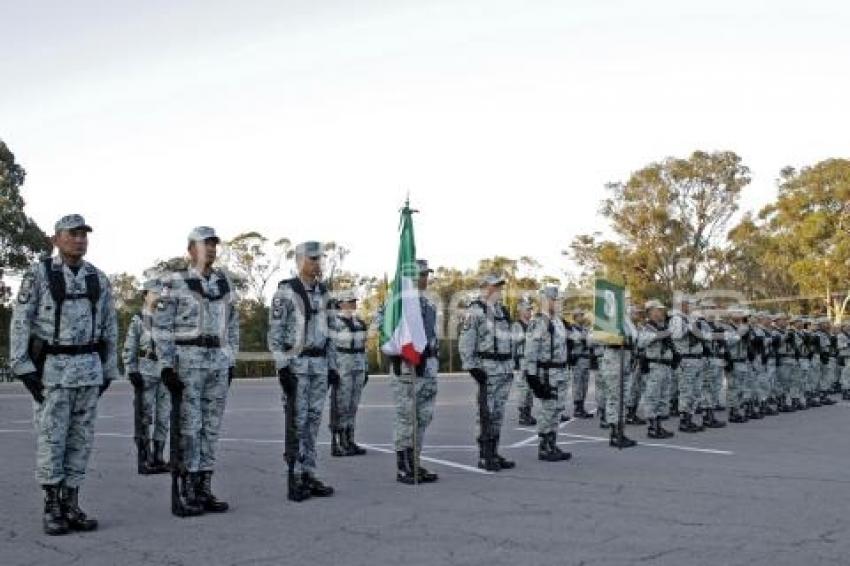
2, 0, 849, 284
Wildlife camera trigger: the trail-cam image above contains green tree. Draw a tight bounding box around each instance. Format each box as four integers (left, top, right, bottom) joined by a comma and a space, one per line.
0, 140, 50, 301
568, 150, 750, 302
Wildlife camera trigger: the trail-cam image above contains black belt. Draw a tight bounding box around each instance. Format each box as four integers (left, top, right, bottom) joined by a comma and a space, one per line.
175, 335, 221, 348
731, 358, 747, 364
336, 347, 365, 354
681, 353, 703, 359
44, 342, 102, 356
139, 349, 158, 361
646, 358, 672, 366
300, 348, 327, 358
478, 353, 512, 361
576, 353, 591, 358
539, 361, 567, 369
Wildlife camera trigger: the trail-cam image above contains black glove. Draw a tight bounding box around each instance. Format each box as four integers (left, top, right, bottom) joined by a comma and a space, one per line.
128, 372, 143, 389
228, 366, 234, 387
98, 379, 112, 397
19, 372, 44, 404
161, 368, 182, 392
363, 371, 369, 386
328, 369, 340, 387
526, 373, 556, 400
278, 367, 297, 396
469, 368, 487, 385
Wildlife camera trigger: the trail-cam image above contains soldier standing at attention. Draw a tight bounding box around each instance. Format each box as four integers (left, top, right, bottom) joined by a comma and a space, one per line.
11, 214, 118, 535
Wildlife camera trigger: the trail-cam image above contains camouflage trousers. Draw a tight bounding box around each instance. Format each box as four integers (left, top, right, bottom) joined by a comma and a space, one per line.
602, 348, 633, 424
331, 369, 366, 431
476, 372, 513, 442
572, 361, 590, 402
702, 360, 725, 408
282, 369, 327, 475
140, 372, 170, 443
676, 358, 703, 413
726, 363, 750, 410
639, 363, 670, 419
841, 362, 850, 389
798, 360, 813, 394
391, 358, 438, 454
777, 361, 801, 399
750, 362, 770, 403
811, 360, 832, 393
596, 365, 608, 417
513, 369, 533, 412
536, 370, 567, 434
628, 367, 644, 408
178, 367, 228, 473
34, 385, 99, 487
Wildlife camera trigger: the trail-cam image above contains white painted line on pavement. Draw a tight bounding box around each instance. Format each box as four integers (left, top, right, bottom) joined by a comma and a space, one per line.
557, 432, 734, 455
359, 443, 493, 475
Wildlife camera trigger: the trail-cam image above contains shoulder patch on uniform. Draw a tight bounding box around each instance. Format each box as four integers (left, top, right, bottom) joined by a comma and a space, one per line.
273, 297, 283, 307
156, 300, 166, 310
273, 308, 282, 320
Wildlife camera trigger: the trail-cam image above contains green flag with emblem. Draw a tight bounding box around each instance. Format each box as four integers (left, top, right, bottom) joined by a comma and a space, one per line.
593, 278, 625, 345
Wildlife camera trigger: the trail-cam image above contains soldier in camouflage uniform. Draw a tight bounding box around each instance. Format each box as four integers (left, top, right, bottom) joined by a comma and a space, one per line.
330, 289, 368, 456
155, 226, 239, 515
512, 298, 536, 426
636, 300, 676, 438
459, 274, 516, 471
523, 286, 572, 461
668, 297, 705, 433
773, 314, 801, 412
568, 310, 594, 419
10, 214, 117, 535
375, 259, 439, 484
725, 308, 762, 423
750, 312, 778, 416
837, 322, 850, 400
123, 278, 170, 475
624, 305, 647, 426
594, 301, 638, 448
268, 241, 337, 499
791, 317, 814, 409
813, 318, 837, 405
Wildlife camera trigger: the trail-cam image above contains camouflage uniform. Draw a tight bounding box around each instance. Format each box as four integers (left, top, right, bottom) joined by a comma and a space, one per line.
636, 304, 675, 437
332, 310, 368, 436
11, 256, 118, 488
524, 312, 569, 435
512, 317, 534, 422
268, 274, 337, 477
459, 292, 514, 460
568, 321, 593, 417
668, 309, 705, 431
123, 310, 170, 444
597, 317, 639, 426
154, 266, 239, 474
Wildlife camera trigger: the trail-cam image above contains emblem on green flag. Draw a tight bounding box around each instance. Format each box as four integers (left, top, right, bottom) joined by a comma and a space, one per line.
593, 278, 625, 345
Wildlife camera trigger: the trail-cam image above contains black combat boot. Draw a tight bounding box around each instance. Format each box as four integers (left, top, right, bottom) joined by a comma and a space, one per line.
647, 418, 674, 439
409, 448, 438, 483
820, 393, 836, 405
598, 407, 608, 429
791, 397, 806, 411
518, 406, 536, 426
574, 400, 592, 419
42, 485, 69, 536
492, 435, 515, 469
625, 406, 646, 425
396, 451, 416, 485
196, 471, 229, 513
477, 438, 501, 471
702, 408, 726, 428
538, 434, 556, 461
150, 440, 170, 474
331, 429, 345, 457
761, 401, 778, 416
547, 431, 571, 461
172, 473, 205, 517
746, 402, 763, 420
560, 412, 572, 423
345, 427, 367, 456
669, 397, 679, 415
136, 438, 154, 475
59, 485, 98, 531
302, 472, 334, 497
728, 407, 747, 423
609, 424, 637, 448
678, 412, 703, 433
807, 393, 821, 408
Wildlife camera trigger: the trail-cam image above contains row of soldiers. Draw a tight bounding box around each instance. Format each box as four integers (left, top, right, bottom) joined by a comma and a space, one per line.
10, 214, 850, 535
509, 293, 850, 450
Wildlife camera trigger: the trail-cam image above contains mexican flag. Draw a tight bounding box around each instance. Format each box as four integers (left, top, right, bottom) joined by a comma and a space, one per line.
593, 278, 626, 346
380, 201, 427, 365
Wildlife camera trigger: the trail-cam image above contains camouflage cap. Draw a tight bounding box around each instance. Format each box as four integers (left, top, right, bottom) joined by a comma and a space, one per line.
480, 273, 506, 286
336, 289, 357, 303
142, 278, 162, 293
295, 241, 324, 259
54, 214, 92, 233
644, 299, 667, 311
416, 259, 434, 275
188, 226, 220, 243
517, 297, 533, 311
